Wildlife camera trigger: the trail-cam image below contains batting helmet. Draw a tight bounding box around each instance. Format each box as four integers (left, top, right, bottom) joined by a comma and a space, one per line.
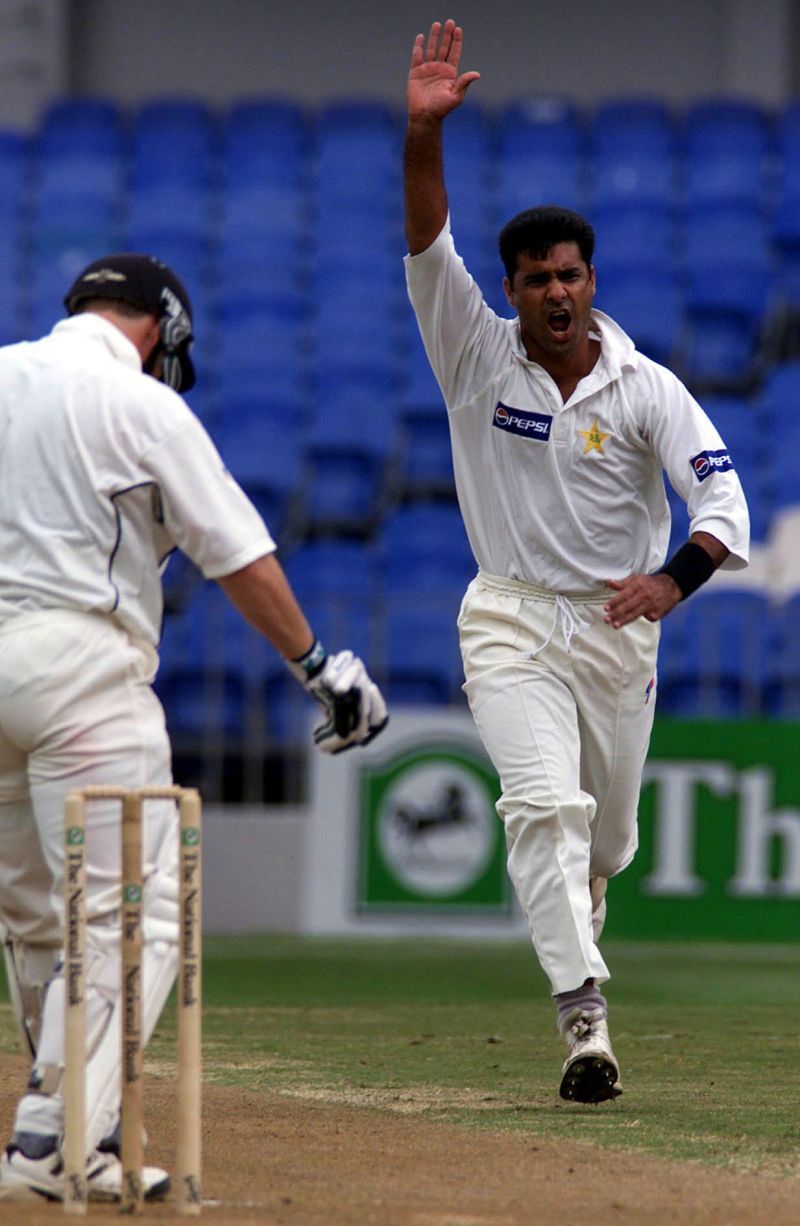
64, 253, 196, 393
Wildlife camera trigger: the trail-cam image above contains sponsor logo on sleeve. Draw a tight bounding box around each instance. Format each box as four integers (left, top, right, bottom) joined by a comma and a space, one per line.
689, 448, 734, 482
493, 402, 552, 441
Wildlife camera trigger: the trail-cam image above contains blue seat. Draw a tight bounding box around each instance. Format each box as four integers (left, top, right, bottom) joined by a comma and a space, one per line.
216, 315, 309, 383
403, 319, 444, 407
379, 591, 464, 705
377, 503, 474, 593
682, 207, 774, 322
594, 267, 684, 367
496, 97, 586, 217
38, 97, 125, 160
130, 98, 216, 188
397, 405, 455, 500
657, 589, 774, 717
0, 129, 31, 218
593, 97, 676, 154
592, 203, 677, 276
764, 593, 800, 716
754, 360, 800, 431
284, 539, 377, 599
591, 98, 678, 209
680, 315, 763, 392
498, 97, 583, 159
495, 154, 584, 218
157, 583, 272, 738
223, 98, 311, 190
35, 153, 123, 219
126, 183, 213, 238
773, 100, 800, 249
215, 421, 301, 539
299, 448, 388, 536
680, 98, 773, 211
221, 183, 311, 248
27, 237, 120, 337
300, 394, 396, 534
444, 102, 494, 237
283, 545, 379, 667
314, 101, 401, 207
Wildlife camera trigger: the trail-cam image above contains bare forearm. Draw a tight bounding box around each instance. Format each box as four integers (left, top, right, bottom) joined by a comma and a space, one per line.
217, 553, 313, 661
690, 530, 729, 568
404, 117, 449, 254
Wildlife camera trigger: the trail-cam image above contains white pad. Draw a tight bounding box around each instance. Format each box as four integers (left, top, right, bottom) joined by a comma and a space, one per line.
13, 863, 180, 1148
2, 938, 60, 1060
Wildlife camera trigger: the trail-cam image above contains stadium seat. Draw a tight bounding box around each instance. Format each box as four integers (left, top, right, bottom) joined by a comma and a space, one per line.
403, 319, 444, 405
680, 99, 773, 211
214, 420, 301, 541
37, 97, 125, 161
495, 154, 584, 220
379, 590, 465, 705
443, 101, 495, 238
397, 406, 455, 501
0, 128, 31, 217
495, 96, 586, 218
681, 206, 775, 322
594, 267, 684, 368
657, 589, 774, 717
680, 315, 764, 393
377, 502, 475, 593
283, 543, 378, 661
592, 203, 677, 276
591, 97, 678, 210
313, 101, 401, 209
223, 97, 311, 190
130, 98, 217, 189
754, 360, 800, 429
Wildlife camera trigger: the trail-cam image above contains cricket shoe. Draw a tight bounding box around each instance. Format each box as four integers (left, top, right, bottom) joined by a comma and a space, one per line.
0, 1143, 170, 1203
559, 1007, 622, 1104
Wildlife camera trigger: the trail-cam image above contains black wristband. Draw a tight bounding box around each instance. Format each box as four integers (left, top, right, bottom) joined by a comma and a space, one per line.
291, 637, 327, 680
658, 542, 715, 600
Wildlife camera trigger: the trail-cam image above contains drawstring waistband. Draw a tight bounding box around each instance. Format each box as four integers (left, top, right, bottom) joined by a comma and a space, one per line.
476, 570, 608, 657
527, 594, 591, 658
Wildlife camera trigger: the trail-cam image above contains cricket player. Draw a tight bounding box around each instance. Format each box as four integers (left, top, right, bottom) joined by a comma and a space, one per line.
0, 253, 388, 1201
404, 21, 749, 1102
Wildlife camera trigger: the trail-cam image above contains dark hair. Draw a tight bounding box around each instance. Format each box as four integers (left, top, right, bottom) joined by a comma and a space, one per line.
498, 206, 595, 281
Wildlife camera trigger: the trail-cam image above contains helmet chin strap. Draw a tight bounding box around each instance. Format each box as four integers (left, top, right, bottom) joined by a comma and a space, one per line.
142, 338, 164, 380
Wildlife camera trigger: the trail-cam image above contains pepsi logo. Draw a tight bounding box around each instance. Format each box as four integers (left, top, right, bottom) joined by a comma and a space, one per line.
495, 406, 509, 425
693, 455, 710, 478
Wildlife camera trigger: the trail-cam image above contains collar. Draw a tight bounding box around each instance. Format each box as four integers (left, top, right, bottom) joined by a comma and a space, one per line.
510, 308, 640, 380
51, 313, 144, 374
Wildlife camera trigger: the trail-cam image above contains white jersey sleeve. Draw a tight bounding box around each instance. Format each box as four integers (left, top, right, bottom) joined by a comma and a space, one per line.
635, 360, 750, 570
140, 417, 274, 580
405, 217, 512, 409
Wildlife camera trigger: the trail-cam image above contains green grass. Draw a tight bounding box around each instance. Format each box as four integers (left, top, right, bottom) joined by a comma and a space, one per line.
3, 937, 799, 1175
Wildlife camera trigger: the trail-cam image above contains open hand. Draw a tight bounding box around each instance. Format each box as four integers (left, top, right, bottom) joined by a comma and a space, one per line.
603, 572, 682, 628
408, 19, 480, 123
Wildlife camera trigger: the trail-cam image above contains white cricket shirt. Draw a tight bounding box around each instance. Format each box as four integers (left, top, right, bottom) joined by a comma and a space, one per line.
405, 221, 750, 592
0, 313, 275, 644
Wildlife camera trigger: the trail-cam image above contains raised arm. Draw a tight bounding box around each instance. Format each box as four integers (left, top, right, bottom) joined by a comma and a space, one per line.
404, 19, 480, 255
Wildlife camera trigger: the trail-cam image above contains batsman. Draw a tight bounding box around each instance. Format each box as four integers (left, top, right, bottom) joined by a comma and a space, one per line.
404, 20, 749, 1101
0, 254, 388, 1201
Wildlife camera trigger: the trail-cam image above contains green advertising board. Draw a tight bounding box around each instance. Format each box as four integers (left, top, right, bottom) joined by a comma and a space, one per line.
358, 741, 510, 914
307, 710, 800, 940
606, 719, 800, 940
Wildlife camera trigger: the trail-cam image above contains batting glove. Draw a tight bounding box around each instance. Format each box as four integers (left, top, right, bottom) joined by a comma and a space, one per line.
288, 639, 389, 754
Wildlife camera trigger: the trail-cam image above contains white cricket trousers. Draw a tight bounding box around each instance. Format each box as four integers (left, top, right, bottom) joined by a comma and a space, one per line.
0, 608, 178, 1143
458, 572, 659, 995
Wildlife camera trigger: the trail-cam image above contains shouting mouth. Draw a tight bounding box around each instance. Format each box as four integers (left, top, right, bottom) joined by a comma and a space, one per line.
547, 309, 572, 338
